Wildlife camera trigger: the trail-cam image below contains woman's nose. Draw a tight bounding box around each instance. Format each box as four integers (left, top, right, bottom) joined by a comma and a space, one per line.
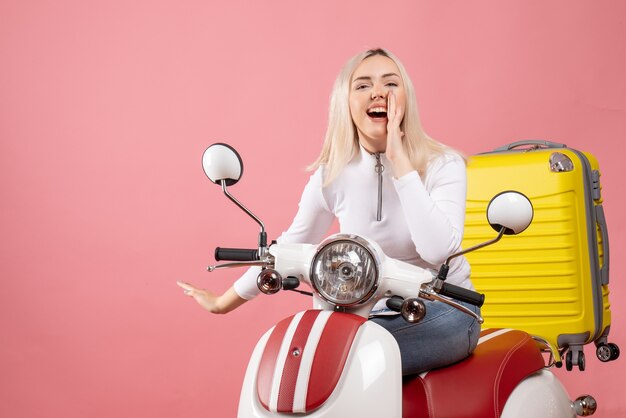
371, 84, 387, 99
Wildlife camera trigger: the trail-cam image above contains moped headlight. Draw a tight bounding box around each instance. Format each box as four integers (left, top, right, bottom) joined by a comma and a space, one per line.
310, 235, 379, 306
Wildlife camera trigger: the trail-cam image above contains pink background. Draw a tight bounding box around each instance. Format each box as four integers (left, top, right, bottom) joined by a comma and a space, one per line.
1, 1, 624, 416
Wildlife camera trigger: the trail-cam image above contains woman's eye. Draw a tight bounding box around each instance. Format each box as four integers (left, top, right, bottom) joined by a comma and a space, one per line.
386, 82, 398, 88
355, 84, 369, 90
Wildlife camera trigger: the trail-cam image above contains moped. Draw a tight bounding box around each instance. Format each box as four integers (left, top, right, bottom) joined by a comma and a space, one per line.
200, 143, 597, 418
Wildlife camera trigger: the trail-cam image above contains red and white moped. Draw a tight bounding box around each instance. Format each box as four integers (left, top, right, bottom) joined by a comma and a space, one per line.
201, 143, 597, 418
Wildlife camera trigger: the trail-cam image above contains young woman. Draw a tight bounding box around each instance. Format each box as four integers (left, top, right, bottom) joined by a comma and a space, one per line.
177, 48, 480, 375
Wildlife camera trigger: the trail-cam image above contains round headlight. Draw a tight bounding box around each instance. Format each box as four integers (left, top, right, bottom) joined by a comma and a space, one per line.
310, 235, 379, 306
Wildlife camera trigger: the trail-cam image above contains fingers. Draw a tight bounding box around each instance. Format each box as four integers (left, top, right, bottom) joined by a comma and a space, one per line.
385, 90, 408, 164
387, 91, 403, 127
177, 280, 198, 296
387, 90, 395, 121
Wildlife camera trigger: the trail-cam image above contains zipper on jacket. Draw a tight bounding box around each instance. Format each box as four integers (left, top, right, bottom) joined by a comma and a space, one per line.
374, 153, 384, 222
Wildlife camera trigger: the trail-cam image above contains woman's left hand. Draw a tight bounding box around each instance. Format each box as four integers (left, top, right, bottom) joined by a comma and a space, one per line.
386, 90, 412, 178
176, 281, 247, 314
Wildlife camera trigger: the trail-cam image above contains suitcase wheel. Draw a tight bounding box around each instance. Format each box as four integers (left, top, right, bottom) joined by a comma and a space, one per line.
566, 350, 586, 371
596, 343, 620, 362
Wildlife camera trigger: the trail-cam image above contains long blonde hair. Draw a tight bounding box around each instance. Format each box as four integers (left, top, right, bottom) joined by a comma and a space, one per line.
309, 48, 456, 186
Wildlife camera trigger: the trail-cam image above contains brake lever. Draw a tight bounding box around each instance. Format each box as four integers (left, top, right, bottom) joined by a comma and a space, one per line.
207, 259, 272, 272
419, 284, 485, 324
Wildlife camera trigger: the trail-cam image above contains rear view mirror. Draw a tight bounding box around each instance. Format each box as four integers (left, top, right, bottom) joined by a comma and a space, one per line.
486, 191, 534, 235
202, 143, 243, 186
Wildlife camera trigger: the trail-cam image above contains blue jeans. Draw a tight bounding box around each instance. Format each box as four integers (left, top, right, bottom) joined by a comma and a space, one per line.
370, 299, 481, 376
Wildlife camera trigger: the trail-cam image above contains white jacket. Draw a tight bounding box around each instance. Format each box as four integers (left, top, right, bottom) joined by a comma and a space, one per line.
233, 145, 472, 303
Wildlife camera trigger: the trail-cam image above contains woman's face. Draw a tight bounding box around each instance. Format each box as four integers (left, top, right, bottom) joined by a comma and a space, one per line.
349, 55, 406, 152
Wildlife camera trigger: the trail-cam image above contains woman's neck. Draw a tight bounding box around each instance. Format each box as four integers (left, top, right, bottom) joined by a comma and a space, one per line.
359, 139, 386, 154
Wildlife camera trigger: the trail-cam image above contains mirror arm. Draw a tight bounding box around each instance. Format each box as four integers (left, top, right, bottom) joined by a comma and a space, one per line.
436, 227, 507, 282
445, 227, 506, 266
221, 182, 268, 251
222, 182, 265, 232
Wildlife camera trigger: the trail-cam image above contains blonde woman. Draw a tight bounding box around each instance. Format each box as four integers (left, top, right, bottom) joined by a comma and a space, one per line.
178, 48, 479, 375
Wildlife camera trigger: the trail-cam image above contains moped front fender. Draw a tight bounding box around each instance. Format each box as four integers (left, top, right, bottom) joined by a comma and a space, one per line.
238, 313, 402, 417
501, 369, 578, 418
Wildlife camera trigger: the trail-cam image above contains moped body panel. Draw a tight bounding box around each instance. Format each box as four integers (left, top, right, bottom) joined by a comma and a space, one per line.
501, 370, 576, 418
238, 314, 402, 417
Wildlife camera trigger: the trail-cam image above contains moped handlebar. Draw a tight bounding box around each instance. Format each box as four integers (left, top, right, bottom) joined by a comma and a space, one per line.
214, 247, 259, 261
439, 283, 485, 307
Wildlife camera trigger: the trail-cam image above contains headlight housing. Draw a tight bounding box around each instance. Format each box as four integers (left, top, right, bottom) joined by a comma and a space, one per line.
310, 235, 380, 307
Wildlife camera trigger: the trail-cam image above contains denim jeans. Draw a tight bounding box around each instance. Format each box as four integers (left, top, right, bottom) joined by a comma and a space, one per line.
370, 299, 481, 376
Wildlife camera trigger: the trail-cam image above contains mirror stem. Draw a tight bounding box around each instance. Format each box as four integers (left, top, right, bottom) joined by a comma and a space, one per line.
437, 227, 507, 282
222, 182, 265, 232
446, 227, 506, 265
221, 183, 268, 251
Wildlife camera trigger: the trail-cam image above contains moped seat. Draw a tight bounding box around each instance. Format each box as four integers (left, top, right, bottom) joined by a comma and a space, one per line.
403, 328, 545, 418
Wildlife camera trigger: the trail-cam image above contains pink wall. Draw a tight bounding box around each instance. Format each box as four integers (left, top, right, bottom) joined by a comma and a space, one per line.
1, 0, 624, 416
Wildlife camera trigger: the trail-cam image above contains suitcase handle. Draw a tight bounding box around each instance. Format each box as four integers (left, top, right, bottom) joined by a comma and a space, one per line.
596, 205, 610, 285
493, 140, 567, 152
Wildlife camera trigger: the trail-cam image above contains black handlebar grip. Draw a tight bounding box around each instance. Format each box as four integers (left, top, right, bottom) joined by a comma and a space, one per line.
440, 283, 485, 307
214, 247, 259, 262
282, 277, 301, 290
385, 296, 404, 312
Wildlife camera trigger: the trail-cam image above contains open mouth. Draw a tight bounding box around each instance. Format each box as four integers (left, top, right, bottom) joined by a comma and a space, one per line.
367, 107, 387, 120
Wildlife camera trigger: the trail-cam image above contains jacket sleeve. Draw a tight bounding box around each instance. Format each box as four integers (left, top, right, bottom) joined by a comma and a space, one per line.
233, 168, 335, 300
392, 153, 467, 266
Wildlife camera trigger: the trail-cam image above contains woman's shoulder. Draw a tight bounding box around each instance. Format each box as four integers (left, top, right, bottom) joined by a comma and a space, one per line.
427, 149, 466, 172
308, 164, 327, 187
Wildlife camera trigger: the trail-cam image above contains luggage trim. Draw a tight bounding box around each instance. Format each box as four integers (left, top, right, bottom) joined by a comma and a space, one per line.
492, 140, 567, 152
566, 148, 605, 342
595, 205, 610, 285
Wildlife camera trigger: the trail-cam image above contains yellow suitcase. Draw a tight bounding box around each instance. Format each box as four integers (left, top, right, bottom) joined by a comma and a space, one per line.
463, 140, 619, 370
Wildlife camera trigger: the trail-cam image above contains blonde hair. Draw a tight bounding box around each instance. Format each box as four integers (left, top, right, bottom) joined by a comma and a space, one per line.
309, 48, 458, 186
